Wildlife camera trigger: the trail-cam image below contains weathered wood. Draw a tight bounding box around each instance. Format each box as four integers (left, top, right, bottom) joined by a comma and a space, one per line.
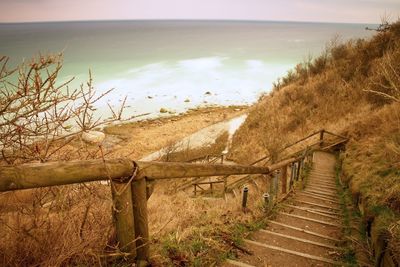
225, 259, 256, 267
146, 180, 154, 200
131, 179, 149, 264
278, 212, 343, 227
111, 182, 136, 257
296, 160, 301, 181
242, 186, 248, 210
195, 180, 224, 185
294, 200, 341, 211
260, 229, 339, 250
283, 204, 340, 216
323, 130, 348, 140
135, 161, 270, 180
281, 165, 287, 194
319, 129, 325, 148
244, 239, 341, 265
289, 163, 295, 189
0, 158, 134, 192
267, 220, 342, 243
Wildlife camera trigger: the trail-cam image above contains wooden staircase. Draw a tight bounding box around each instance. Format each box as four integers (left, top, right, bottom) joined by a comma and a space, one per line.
223, 151, 345, 267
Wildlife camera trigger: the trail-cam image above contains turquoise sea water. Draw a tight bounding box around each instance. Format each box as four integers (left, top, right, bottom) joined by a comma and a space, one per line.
0, 20, 375, 118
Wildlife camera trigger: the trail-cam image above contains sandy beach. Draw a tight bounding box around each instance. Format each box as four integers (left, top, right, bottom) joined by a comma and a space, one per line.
103, 105, 248, 160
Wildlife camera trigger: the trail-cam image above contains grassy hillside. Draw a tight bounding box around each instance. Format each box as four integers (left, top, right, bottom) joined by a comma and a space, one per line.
230, 21, 400, 262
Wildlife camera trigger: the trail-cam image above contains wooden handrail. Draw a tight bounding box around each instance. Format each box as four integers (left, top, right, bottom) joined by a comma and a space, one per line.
0, 158, 134, 192
322, 130, 348, 140
0, 128, 348, 265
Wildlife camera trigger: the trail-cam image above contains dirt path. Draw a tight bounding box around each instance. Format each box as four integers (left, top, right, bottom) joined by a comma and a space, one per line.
224, 151, 345, 267
103, 106, 247, 160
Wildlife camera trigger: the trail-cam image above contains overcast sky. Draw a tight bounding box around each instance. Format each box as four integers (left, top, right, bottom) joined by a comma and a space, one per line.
1, 0, 399, 24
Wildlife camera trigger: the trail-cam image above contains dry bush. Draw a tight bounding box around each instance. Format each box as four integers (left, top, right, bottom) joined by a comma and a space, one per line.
0, 54, 127, 266
0, 184, 115, 267
0, 54, 126, 165
366, 45, 400, 103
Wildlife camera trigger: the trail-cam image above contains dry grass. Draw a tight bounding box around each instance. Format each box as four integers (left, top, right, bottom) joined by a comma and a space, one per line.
230, 20, 400, 263
0, 184, 115, 266
0, 106, 252, 266
147, 176, 271, 266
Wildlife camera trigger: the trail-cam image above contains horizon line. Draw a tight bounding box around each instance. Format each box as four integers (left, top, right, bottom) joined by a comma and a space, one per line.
0, 18, 380, 26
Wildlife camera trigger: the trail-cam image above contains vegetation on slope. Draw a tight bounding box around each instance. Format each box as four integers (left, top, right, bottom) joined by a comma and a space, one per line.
230, 20, 400, 263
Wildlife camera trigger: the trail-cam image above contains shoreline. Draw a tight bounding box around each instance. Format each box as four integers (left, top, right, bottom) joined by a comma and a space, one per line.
103, 105, 249, 160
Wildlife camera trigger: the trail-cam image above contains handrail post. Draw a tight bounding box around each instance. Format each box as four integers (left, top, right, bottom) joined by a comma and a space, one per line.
131, 178, 150, 265
319, 129, 325, 148
281, 165, 287, 194
111, 181, 136, 258
263, 192, 270, 211
271, 170, 279, 201
242, 186, 248, 211
289, 162, 295, 189
296, 161, 301, 181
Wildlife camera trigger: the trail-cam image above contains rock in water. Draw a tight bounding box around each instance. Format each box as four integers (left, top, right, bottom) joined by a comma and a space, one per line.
82, 131, 106, 144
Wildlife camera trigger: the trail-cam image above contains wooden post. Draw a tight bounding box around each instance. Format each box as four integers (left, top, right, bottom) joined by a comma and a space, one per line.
263, 192, 270, 210
242, 186, 248, 211
131, 178, 149, 265
289, 162, 295, 189
146, 180, 154, 200
296, 160, 301, 181
281, 165, 287, 194
270, 170, 279, 201
319, 130, 325, 148
223, 176, 227, 193
111, 182, 136, 257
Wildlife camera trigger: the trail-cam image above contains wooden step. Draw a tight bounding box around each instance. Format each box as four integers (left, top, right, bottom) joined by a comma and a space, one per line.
225, 259, 255, 267
306, 185, 337, 191
308, 180, 336, 185
252, 229, 340, 261
304, 189, 337, 198
294, 199, 341, 211
259, 229, 340, 250
266, 220, 341, 245
298, 191, 339, 202
282, 204, 340, 219
308, 179, 336, 184
244, 239, 341, 265
277, 212, 343, 228
268, 219, 341, 244
283, 204, 340, 216
298, 192, 341, 204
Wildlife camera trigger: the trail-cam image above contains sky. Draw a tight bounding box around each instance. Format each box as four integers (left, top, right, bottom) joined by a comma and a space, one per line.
0, 0, 399, 24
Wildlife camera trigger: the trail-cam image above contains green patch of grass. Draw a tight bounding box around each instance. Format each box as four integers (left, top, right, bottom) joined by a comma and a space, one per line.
158, 214, 272, 266
335, 159, 358, 265
376, 167, 400, 177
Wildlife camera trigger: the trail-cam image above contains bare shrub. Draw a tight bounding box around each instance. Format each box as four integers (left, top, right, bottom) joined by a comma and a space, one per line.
0, 54, 125, 164
0, 54, 126, 266
366, 46, 400, 103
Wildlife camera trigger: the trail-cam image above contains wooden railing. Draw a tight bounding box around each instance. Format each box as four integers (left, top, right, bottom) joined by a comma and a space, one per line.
0, 129, 348, 265
191, 129, 348, 196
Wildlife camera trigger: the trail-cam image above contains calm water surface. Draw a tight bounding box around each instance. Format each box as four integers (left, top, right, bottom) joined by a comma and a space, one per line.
0, 20, 375, 118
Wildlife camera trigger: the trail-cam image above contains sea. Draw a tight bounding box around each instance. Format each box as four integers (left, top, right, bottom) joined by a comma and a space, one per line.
0, 20, 375, 120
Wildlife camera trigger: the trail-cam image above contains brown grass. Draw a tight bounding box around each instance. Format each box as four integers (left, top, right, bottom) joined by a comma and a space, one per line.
0, 106, 251, 266
230, 20, 400, 262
